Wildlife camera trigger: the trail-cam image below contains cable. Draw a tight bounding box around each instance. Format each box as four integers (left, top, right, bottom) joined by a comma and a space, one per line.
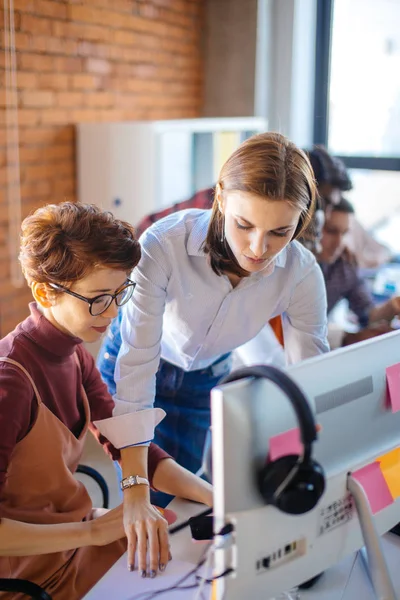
193, 543, 214, 600
128, 546, 210, 600
128, 523, 234, 600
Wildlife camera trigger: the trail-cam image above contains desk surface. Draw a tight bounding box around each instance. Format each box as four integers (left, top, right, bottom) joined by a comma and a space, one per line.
84, 499, 400, 600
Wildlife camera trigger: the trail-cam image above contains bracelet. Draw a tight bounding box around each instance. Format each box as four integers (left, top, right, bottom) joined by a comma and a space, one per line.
120, 475, 150, 491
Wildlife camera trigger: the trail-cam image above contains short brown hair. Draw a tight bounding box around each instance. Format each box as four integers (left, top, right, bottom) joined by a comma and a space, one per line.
203, 132, 317, 277
19, 202, 141, 286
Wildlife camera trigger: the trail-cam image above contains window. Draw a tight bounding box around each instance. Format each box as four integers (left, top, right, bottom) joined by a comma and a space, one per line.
314, 0, 400, 238
329, 0, 400, 157
314, 0, 400, 169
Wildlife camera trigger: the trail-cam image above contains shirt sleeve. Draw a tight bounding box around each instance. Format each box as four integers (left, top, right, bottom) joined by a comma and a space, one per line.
345, 267, 374, 327
78, 346, 172, 480
95, 228, 170, 448
0, 362, 35, 496
283, 259, 330, 363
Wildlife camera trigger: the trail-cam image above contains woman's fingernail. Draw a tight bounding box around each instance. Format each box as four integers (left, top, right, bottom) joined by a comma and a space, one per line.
150, 570, 156, 579
128, 564, 134, 572
159, 563, 166, 572
141, 570, 147, 578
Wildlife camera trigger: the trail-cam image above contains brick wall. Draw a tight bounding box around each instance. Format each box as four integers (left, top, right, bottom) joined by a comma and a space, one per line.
0, 0, 204, 336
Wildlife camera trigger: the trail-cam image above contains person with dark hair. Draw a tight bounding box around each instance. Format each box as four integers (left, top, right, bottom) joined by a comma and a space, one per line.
0, 202, 212, 599
317, 197, 399, 347
96, 132, 329, 507
307, 146, 391, 268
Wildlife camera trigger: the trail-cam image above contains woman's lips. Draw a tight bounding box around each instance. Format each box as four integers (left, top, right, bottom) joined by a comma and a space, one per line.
92, 325, 108, 333
244, 255, 267, 264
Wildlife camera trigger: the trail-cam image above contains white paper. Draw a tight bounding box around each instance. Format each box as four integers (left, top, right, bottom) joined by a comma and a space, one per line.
84, 555, 208, 600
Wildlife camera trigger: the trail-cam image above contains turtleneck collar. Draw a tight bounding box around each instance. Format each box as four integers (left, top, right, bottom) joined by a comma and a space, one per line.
20, 302, 82, 358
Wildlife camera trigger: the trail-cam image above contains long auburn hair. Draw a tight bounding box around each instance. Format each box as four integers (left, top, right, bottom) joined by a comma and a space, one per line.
203, 132, 317, 277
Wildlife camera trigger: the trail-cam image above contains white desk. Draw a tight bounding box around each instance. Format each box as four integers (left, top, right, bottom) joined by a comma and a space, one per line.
84, 499, 400, 600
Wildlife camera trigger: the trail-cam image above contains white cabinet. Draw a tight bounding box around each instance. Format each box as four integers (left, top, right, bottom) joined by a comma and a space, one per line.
76, 117, 267, 227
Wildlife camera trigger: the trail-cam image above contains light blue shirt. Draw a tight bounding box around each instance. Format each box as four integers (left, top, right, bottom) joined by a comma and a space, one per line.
112, 209, 329, 422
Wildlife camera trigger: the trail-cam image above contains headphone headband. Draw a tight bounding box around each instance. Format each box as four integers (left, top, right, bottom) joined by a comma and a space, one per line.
219, 364, 317, 464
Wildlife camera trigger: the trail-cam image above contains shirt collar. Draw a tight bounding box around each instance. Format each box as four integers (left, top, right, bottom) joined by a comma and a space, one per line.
21, 302, 82, 358
186, 210, 211, 257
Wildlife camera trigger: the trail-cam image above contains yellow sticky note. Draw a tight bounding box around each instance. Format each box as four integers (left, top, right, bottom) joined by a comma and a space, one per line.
376, 449, 400, 499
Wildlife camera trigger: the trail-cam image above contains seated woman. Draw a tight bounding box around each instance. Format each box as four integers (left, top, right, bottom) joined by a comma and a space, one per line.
0, 202, 212, 600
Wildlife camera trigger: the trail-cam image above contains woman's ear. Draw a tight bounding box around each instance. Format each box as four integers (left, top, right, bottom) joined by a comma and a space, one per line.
215, 184, 225, 215
31, 282, 55, 308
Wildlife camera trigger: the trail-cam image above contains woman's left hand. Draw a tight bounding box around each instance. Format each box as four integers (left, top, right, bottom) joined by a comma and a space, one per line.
123, 486, 169, 577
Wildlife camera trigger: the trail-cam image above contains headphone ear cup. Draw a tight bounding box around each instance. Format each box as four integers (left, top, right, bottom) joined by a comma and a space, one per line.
258, 455, 325, 515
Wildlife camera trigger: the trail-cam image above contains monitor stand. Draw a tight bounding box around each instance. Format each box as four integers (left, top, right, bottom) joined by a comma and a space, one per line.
347, 475, 398, 600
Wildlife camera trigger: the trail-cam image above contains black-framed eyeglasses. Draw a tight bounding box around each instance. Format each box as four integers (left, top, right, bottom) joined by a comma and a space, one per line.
49, 279, 136, 316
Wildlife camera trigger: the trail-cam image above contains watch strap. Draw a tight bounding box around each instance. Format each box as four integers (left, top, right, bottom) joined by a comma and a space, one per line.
120, 474, 150, 491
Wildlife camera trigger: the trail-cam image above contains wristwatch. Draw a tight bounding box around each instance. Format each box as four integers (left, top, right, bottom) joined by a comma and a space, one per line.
120, 475, 150, 491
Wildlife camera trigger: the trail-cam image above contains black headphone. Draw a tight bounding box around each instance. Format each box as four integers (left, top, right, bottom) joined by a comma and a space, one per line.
219, 365, 325, 515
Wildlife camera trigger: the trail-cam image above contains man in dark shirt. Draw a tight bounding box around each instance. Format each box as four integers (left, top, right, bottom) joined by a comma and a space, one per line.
318, 198, 397, 346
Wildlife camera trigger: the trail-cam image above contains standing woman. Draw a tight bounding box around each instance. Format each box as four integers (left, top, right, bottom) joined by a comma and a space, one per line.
97, 132, 329, 493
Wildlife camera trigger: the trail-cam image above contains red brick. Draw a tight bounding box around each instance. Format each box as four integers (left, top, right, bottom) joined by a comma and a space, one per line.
20, 179, 52, 199
38, 73, 70, 90
19, 126, 73, 145
39, 109, 69, 125
77, 41, 109, 59
53, 20, 112, 44
20, 90, 55, 108
18, 53, 54, 72
69, 109, 102, 122
52, 177, 75, 196
56, 91, 83, 108
17, 72, 39, 90
71, 73, 101, 90
14, 31, 32, 51
33, 36, 79, 56
18, 110, 40, 126
53, 56, 82, 73
22, 163, 55, 181
19, 144, 73, 163
83, 92, 114, 108
34, 0, 68, 20
20, 14, 53, 36
84, 58, 112, 75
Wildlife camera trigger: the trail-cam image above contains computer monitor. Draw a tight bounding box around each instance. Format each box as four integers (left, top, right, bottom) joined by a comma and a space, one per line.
211, 330, 400, 599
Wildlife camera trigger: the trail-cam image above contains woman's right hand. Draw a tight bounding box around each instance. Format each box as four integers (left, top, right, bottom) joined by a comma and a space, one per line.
90, 504, 126, 547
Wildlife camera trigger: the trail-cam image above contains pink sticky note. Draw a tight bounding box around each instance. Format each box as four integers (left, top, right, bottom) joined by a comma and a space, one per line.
352, 462, 393, 514
269, 427, 302, 462
386, 363, 400, 412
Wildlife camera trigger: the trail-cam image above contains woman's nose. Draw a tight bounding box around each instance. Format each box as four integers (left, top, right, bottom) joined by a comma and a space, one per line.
250, 233, 268, 257
103, 300, 119, 319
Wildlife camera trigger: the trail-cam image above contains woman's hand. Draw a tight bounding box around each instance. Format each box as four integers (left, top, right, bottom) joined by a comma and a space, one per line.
123, 485, 169, 577
90, 504, 125, 547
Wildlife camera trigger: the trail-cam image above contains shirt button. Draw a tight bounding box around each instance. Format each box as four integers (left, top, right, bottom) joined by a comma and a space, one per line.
104, 352, 110, 359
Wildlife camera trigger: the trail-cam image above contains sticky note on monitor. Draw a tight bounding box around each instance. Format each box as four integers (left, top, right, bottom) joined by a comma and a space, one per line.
269, 427, 302, 461
386, 363, 400, 412
351, 462, 393, 514
376, 448, 400, 499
